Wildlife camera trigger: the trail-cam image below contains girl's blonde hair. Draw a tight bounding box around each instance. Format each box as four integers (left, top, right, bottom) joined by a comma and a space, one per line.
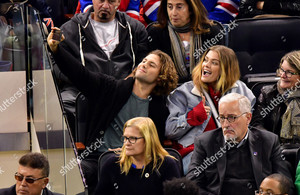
192, 45, 240, 95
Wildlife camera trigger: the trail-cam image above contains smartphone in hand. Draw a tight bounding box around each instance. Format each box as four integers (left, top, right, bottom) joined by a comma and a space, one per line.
52, 29, 62, 41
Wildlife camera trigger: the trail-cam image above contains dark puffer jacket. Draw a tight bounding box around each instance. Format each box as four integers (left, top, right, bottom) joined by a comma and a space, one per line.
251, 84, 287, 137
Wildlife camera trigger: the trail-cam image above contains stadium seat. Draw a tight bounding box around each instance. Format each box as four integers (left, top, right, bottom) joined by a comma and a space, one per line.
74, 93, 88, 150
281, 144, 300, 181
227, 17, 300, 79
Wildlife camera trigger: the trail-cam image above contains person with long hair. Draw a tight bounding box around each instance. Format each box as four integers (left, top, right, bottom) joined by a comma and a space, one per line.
252, 50, 300, 144
95, 117, 181, 195
147, 0, 225, 83
166, 45, 255, 174
48, 29, 178, 194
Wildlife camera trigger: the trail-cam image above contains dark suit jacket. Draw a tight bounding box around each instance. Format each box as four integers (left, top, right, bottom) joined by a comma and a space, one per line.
0, 184, 62, 195
186, 127, 293, 195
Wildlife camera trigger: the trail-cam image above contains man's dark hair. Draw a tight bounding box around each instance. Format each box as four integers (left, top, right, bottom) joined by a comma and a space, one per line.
266, 173, 291, 194
163, 177, 200, 195
19, 152, 50, 177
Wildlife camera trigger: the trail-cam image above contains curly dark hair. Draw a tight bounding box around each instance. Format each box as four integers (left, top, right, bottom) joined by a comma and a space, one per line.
132, 50, 178, 96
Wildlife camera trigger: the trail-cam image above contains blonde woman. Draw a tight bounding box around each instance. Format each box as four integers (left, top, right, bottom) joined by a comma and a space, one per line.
166, 45, 255, 174
95, 117, 181, 195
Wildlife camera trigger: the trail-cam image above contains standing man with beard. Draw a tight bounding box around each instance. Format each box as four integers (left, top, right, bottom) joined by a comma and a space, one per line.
53, 0, 148, 134
186, 93, 294, 195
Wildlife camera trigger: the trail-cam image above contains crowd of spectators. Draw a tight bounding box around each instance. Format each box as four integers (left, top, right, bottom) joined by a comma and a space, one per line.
1, 0, 300, 194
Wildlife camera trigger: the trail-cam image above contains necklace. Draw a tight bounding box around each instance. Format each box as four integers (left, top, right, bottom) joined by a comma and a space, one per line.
178, 32, 190, 41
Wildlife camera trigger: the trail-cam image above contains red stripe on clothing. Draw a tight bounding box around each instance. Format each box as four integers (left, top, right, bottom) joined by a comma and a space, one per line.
217, 2, 238, 14
75, 1, 81, 14
126, 13, 140, 21
143, 0, 159, 12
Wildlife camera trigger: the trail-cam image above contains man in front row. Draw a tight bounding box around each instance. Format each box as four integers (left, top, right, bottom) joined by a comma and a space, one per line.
0, 152, 62, 195
187, 93, 294, 195
256, 173, 291, 195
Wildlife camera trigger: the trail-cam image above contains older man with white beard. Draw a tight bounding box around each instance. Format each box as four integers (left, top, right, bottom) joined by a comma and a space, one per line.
186, 93, 294, 195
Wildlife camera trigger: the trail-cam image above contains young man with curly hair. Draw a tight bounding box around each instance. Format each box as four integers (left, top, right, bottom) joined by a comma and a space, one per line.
48, 30, 178, 194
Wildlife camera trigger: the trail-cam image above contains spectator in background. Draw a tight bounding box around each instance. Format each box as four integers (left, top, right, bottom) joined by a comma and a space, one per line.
78, 0, 94, 13
252, 50, 300, 144
0, 0, 53, 70
78, 0, 160, 25
95, 117, 181, 195
53, 0, 148, 135
186, 93, 293, 195
163, 177, 201, 195
256, 173, 292, 195
0, 152, 62, 195
0, 16, 8, 58
201, 0, 240, 24
147, 0, 225, 84
238, 0, 300, 19
166, 45, 255, 174
28, 0, 54, 32
1, 0, 54, 33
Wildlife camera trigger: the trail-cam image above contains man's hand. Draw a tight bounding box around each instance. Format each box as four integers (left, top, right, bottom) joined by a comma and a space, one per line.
47, 27, 65, 53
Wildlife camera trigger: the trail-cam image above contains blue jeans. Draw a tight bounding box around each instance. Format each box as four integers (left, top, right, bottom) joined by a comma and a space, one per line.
183, 151, 193, 175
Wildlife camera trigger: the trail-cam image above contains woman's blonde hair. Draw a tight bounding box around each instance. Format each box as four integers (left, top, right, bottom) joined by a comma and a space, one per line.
118, 117, 173, 175
192, 45, 240, 95
279, 50, 300, 72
